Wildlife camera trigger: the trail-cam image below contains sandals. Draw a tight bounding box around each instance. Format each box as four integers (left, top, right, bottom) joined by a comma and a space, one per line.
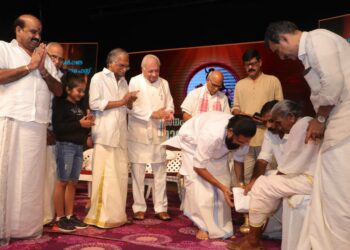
155, 212, 171, 221
134, 211, 171, 221
133, 211, 145, 220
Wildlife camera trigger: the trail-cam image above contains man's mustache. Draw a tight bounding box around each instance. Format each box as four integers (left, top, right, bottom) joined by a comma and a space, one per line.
31, 38, 40, 43
248, 69, 255, 73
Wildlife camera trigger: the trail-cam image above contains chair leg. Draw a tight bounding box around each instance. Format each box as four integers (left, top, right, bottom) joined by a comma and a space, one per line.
88, 182, 92, 197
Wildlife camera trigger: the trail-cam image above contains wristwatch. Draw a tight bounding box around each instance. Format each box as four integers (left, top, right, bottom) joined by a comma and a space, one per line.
316, 115, 326, 124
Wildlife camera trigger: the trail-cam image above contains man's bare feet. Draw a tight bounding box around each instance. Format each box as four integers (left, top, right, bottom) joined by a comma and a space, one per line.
228, 235, 236, 241
196, 229, 209, 240
226, 236, 265, 250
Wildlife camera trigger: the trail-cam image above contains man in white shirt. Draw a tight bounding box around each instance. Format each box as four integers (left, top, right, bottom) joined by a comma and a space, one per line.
128, 54, 174, 221
0, 14, 62, 243
164, 112, 256, 240
47, 42, 65, 78
265, 21, 350, 250
180, 69, 231, 210
228, 100, 320, 250
43, 42, 65, 226
243, 100, 285, 240
244, 100, 285, 194
181, 69, 231, 122
84, 48, 137, 228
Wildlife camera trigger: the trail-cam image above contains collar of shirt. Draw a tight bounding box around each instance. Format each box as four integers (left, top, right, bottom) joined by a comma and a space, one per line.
143, 75, 161, 87
298, 31, 308, 61
102, 67, 126, 82
10, 39, 20, 47
102, 67, 114, 76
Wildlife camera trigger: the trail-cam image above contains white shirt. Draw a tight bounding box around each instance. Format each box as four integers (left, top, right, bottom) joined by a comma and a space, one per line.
298, 30, 350, 151
128, 74, 174, 145
89, 68, 129, 148
177, 111, 249, 176
0, 39, 59, 123
181, 85, 231, 117
258, 130, 287, 165
298, 30, 350, 112
278, 117, 320, 176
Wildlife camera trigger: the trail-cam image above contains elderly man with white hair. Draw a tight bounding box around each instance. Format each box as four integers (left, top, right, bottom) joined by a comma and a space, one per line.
128, 54, 174, 221
227, 100, 320, 250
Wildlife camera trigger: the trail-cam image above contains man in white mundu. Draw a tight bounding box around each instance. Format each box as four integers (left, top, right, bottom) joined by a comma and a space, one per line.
243, 100, 285, 240
0, 14, 62, 243
128, 54, 174, 221
163, 112, 257, 240
265, 21, 350, 250
181, 69, 231, 122
43, 42, 65, 226
228, 100, 320, 250
84, 48, 137, 228
244, 100, 309, 249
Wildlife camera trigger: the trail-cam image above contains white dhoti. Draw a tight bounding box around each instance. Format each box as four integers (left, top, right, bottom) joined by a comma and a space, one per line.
84, 144, 128, 228
0, 118, 46, 240
297, 137, 350, 250
182, 150, 233, 239
249, 174, 312, 228
43, 145, 57, 225
261, 170, 282, 240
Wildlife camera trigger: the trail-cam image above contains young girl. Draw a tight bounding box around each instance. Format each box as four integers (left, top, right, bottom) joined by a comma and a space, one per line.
52, 73, 94, 232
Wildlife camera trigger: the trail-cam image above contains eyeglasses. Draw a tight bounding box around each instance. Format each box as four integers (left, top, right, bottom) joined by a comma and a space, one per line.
48, 53, 65, 63
113, 62, 130, 71
244, 60, 259, 67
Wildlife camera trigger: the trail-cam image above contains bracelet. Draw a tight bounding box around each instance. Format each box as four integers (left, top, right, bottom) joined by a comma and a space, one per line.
25, 65, 31, 74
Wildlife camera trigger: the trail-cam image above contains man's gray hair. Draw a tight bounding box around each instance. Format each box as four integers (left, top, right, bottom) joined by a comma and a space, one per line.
271, 99, 303, 120
141, 54, 161, 69
106, 48, 128, 66
47, 42, 63, 50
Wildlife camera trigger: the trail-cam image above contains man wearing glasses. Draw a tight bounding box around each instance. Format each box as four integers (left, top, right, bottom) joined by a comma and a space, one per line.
84, 48, 138, 228
47, 42, 65, 78
181, 69, 231, 122
128, 54, 174, 222
232, 48, 283, 186
43, 42, 66, 227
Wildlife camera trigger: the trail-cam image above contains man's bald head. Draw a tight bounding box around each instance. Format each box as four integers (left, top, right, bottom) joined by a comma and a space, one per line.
206, 70, 224, 95
208, 70, 224, 84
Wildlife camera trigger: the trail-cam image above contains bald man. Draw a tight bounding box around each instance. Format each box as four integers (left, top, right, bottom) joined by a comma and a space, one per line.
181, 69, 231, 122
0, 14, 62, 242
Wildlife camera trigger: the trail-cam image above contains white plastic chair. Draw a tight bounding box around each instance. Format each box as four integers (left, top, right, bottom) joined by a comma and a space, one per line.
79, 148, 93, 197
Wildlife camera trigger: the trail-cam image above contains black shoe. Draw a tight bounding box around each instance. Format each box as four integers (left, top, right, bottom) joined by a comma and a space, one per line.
68, 215, 88, 229
53, 217, 76, 232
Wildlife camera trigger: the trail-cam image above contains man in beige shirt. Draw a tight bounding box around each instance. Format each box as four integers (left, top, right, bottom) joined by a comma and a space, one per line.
232, 48, 283, 185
